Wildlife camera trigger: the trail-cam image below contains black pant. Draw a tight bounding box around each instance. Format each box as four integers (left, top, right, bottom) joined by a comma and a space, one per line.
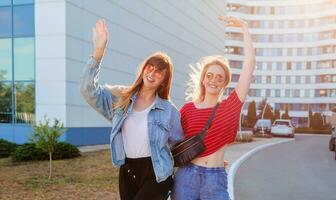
119, 157, 173, 200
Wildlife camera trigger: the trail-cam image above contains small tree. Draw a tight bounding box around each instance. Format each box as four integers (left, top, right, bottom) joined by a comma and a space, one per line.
264, 105, 273, 120
308, 106, 313, 128
281, 107, 290, 119
258, 98, 267, 111
311, 113, 323, 130
247, 101, 257, 126
273, 109, 280, 122
30, 116, 67, 179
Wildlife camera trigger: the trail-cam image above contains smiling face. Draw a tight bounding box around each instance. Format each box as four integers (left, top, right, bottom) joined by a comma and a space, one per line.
194, 55, 231, 103
202, 64, 226, 96
142, 64, 167, 90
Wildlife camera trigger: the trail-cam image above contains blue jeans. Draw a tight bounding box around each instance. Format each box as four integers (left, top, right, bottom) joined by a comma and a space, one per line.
172, 163, 231, 200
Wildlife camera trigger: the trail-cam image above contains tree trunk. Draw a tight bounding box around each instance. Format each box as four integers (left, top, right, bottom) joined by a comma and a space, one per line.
49, 152, 52, 180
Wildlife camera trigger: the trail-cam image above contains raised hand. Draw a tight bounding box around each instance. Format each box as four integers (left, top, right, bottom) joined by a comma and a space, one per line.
219, 16, 255, 102
92, 19, 109, 61
218, 16, 247, 28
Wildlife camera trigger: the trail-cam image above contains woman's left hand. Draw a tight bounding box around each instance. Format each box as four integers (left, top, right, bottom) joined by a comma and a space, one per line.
224, 160, 229, 168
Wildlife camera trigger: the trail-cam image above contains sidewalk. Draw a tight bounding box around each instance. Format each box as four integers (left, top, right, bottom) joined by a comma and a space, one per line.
78, 144, 110, 153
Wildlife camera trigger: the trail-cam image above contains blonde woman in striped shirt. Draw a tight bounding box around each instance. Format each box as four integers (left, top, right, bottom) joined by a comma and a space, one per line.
172, 16, 256, 200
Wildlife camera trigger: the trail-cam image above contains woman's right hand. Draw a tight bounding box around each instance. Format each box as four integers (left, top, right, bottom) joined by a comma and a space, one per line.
92, 19, 109, 61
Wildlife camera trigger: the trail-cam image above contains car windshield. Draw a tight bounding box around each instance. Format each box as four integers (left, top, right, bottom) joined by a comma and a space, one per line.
274, 121, 290, 126
256, 120, 271, 126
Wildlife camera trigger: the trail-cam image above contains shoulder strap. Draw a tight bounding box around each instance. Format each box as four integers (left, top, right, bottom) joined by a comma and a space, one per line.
199, 102, 220, 139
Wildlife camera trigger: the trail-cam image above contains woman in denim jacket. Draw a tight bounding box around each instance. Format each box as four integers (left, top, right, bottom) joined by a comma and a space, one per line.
80, 19, 184, 200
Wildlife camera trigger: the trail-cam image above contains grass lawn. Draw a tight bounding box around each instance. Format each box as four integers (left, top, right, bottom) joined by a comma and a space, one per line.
0, 150, 120, 200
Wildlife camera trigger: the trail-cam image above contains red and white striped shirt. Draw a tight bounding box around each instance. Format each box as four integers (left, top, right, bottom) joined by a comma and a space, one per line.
180, 89, 244, 157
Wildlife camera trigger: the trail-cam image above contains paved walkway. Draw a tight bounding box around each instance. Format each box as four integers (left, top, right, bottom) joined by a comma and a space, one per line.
78, 144, 110, 153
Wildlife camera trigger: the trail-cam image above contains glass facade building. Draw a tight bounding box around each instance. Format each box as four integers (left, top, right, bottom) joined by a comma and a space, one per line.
0, 0, 35, 125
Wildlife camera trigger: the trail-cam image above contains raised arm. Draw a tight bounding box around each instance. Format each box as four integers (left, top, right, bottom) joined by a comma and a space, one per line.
80, 19, 121, 122
219, 16, 256, 102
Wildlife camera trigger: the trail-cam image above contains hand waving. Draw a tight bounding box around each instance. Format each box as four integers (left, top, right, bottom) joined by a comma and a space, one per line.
92, 19, 109, 60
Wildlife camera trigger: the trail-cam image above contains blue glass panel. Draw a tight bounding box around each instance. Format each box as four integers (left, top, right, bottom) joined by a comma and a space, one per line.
15, 82, 35, 124
0, 6, 12, 37
0, 39, 12, 81
13, 0, 34, 5
14, 37, 34, 81
0, 1, 12, 6
0, 82, 12, 123
13, 5, 34, 37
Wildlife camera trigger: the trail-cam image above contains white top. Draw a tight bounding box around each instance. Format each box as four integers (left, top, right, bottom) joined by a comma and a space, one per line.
121, 101, 155, 158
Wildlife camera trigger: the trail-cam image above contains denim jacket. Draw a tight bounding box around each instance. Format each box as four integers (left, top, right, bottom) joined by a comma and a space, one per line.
80, 56, 184, 182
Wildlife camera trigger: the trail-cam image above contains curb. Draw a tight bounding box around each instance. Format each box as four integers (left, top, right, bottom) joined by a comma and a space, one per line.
227, 139, 295, 200
295, 133, 330, 136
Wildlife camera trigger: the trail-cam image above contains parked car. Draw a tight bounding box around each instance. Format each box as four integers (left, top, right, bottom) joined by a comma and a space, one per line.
253, 119, 272, 135
329, 125, 335, 151
271, 119, 295, 138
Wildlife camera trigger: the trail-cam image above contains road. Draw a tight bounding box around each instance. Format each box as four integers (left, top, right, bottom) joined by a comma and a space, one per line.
235, 134, 336, 200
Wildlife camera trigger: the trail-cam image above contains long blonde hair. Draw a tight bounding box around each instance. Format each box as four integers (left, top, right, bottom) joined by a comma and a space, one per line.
114, 51, 173, 111
193, 55, 231, 103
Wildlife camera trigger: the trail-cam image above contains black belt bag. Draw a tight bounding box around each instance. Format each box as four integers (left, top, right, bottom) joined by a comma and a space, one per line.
171, 103, 220, 167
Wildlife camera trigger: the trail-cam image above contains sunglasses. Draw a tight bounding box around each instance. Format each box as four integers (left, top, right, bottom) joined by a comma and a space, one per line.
144, 64, 164, 79
205, 72, 225, 83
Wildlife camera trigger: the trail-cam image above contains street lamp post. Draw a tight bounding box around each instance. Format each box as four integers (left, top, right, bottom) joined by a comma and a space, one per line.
239, 102, 245, 140
261, 102, 267, 136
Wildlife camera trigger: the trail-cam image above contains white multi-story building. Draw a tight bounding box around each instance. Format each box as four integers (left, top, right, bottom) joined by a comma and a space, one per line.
224, 0, 336, 126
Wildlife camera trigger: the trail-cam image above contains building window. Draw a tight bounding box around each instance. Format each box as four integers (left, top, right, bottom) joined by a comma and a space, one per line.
276, 62, 282, 70
266, 76, 272, 83
266, 89, 271, 97
287, 62, 292, 70
285, 90, 291, 97
296, 62, 302, 70
305, 76, 311, 84
232, 74, 239, 82
293, 90, 300, 98
13, 5, 34, 37
253, 75, 262, 84
13, 0, 34, 5
286, 76, 291, 84
0, 1, 35, 124
304, 90, 310, 98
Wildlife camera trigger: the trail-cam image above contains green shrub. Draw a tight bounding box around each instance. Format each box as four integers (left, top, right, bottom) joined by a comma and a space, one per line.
11, 143, 48, 162
53, 142, 81, 160
295, 128, 331, 134
0, 139, 19, 158
235, 132, 253, 143
253, 133, 273, 138
11, 142, 81, 162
